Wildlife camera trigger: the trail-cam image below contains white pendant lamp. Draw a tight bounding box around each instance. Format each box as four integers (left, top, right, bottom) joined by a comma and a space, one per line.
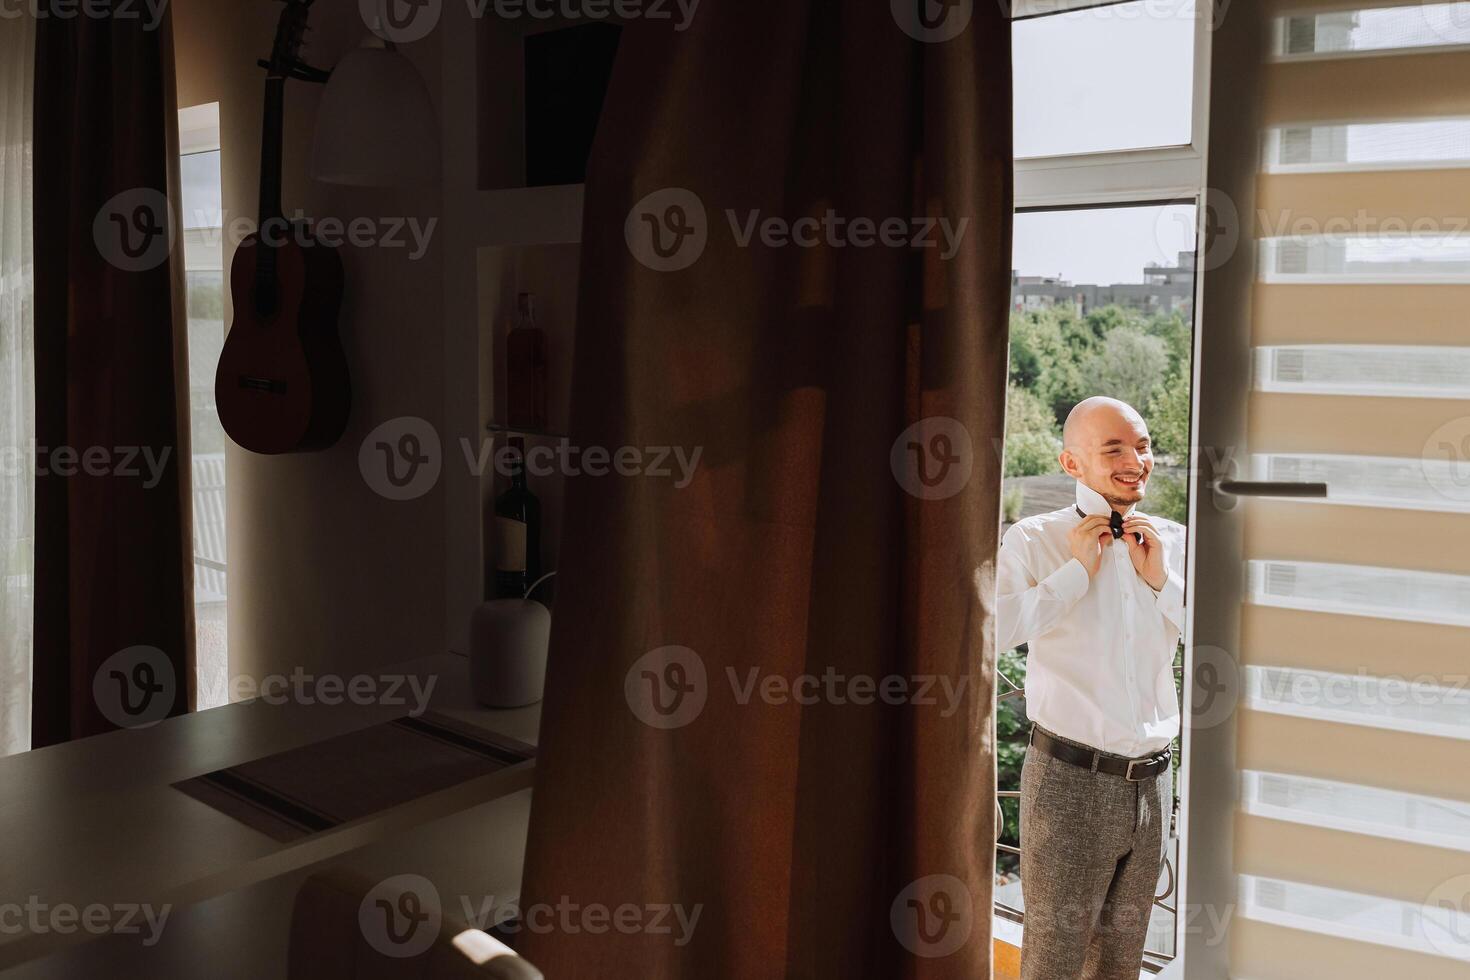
311, 34, 440, 188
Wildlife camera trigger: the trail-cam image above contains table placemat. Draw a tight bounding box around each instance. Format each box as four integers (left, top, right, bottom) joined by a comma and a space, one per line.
173, 711, 535, 842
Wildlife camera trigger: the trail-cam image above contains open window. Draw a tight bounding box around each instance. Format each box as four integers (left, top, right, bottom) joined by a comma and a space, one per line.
998, 0, 1210, 971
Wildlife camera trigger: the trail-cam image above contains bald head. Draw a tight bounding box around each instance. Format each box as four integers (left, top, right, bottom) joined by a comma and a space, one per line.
1062, 396, 1146, 452
1060, 396, 1153, 508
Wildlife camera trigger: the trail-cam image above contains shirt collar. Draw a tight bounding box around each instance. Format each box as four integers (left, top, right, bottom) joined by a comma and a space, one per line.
1074, 479, 1138, 518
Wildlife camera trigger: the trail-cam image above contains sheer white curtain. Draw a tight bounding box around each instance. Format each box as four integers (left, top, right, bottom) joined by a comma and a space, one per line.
0, 9, 35, 757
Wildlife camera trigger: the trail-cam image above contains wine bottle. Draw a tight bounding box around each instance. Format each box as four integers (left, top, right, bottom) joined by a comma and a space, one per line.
494, 437, 542, 599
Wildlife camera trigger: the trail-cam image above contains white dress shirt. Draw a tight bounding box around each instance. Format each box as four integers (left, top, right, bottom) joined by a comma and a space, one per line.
997, 480, 1186, 757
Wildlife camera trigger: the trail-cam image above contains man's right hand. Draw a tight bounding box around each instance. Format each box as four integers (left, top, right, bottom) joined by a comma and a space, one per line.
1069, 515, 1115, 579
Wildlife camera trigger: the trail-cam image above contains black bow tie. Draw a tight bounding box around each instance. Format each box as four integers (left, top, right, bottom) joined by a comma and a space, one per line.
1075, 505, 1137, 542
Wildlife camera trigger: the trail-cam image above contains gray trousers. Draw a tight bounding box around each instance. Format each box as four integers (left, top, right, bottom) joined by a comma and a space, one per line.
1018, 727, 1172, 980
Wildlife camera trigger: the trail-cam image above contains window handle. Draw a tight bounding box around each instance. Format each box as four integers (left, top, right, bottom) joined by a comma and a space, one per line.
1210, 477, 1327, 512
1212, 479, 1327, 498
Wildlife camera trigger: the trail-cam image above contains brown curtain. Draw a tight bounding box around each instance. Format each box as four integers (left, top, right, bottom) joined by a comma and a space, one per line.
30, 2, 194, 747
518, 2, 1011, 977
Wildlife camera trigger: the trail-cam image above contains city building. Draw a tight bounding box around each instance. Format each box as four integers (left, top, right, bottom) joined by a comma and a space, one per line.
1011, 250, 1195, 318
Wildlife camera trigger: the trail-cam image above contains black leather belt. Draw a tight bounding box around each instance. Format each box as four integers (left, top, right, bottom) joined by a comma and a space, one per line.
1029, 725, 1171, 782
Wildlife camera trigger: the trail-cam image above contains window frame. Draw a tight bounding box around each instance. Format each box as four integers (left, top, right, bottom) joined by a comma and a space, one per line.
1000, 0, 1219, 971
1012, 0, 1213, 208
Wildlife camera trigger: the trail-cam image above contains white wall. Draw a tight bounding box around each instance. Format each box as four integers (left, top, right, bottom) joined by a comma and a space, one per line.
174, 1, 450, 685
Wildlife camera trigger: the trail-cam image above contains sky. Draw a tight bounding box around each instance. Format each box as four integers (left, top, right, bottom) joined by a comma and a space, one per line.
1013, 0, 1197, 159
1012, 203, 1198, 286
180, 151, 223, 231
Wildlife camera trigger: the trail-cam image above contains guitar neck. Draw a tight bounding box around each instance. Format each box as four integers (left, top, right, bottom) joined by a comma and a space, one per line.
254, 75, 286, 315
258, 75, 285, 233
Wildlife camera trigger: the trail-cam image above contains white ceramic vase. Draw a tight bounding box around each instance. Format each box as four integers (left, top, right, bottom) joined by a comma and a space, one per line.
469, 599, 551, 708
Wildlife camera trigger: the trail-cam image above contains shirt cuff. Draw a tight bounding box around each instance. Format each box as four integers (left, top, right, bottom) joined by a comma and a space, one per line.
1044, 557, 1091, 606
1150, 566, 1186, 628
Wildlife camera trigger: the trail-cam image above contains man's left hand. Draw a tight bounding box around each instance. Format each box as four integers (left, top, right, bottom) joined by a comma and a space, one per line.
1121, 515, 1167, 591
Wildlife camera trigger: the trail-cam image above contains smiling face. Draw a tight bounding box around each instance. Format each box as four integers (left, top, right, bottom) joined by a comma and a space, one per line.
1059, 397, 1153, 511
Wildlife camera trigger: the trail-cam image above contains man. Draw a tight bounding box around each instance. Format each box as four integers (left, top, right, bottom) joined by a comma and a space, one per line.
997, 396, 1187, 980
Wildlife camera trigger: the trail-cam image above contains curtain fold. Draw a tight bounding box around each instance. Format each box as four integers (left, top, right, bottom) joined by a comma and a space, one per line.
29, 2, 195, 747
518, 3, 1011, 976
0, 7, 36, 757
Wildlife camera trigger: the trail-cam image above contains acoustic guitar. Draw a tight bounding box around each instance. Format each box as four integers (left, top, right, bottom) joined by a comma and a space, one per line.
216, 0, 350, 455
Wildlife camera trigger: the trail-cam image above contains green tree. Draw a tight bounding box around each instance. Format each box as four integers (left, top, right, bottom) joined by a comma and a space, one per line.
1146, 365, 1192, 463
1143, 311, 1192, 378
1080, 327, 1169, 415
1009, 309, 1093, 424
1085, 305, 1130, 341
186, 272, 226, 320
1145, 472, 1189, 526
1001, 483, 1025, 523
1055, 304, 1102, 361
1007, 314, 1047, 390
1145, 363, 1193, 525
1003, 382, 1061, 478
995, 645, 1029, 873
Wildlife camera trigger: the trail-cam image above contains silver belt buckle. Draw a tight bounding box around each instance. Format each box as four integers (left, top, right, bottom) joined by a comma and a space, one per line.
1125, 750, 1166, 782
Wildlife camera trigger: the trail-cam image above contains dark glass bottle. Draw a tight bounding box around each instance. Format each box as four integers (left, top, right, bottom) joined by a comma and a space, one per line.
493, 437, 542, 599
506, 292, 548, 430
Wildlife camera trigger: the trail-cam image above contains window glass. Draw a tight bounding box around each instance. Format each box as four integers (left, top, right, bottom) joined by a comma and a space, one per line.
1240, 874, 1470, 959
1276, 3, 1470, 58
1248, 560, 1470, 628
1014, 0, 1197, 157
1255, 452, 1470, 513
1258, 234, 1470, 282
1263, 118, 1470, 172
1244, 665, 1470, 739
180, 103, 229, 710
1253, 344, 1470, 398
1242, 771, 1470, 850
